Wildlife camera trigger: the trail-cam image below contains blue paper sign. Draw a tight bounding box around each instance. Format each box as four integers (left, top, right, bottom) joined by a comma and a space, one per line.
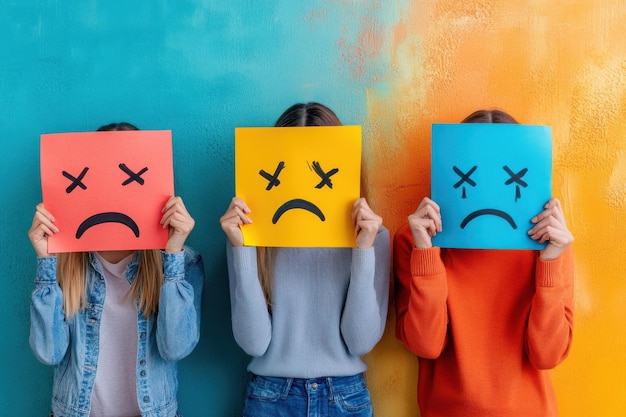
431, 123, 552, 250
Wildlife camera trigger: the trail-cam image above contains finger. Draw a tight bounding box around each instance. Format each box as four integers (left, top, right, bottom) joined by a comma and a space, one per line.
528, 216, 554, 239
538, 226, 573, 246
165, 211, 195, 233
529, 209, 570, 237
533, 198, 566, 225
355, 217, 382, 237
30, 223, 55, 241
353, 198, 382, 224
229, 197, 251, 214
162, 196, 180, 212
162, 196, 190, 216
352, 197, 367, 217
414, 205, 441, 232
161, 206, 188, 229
547, 198, 568, 227
32, 211, 59, 233
425, 219, 438, 237
160, 206, 179, 227
352, 204, 379, 226
220, 207, 253, 225
409, 217, 438, 238
35, 203, 56, 222
419, 197, 441, 214
545, 197, 561, 210
162, 198, 196, 227
166, 214, 195, 235
529, 222, 560, 244
424, 205, 442, 232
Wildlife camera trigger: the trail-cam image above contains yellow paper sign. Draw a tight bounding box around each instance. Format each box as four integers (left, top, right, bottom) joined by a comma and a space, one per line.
235, 126, 362, 247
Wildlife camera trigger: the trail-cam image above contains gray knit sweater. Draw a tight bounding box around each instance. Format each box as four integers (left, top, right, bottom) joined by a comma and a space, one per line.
226, 226, 390, 378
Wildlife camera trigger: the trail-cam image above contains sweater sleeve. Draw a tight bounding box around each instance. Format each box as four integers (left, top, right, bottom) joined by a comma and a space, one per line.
394, 224, 449, 358
340, 226, 391, 356
226, 242, 273, 357
525, 246, 575, 369
156, 247, 204, 361
29, 256, 70, 365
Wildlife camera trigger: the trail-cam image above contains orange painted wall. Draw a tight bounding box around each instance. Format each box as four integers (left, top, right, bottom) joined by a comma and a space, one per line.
360, 1, 626, 416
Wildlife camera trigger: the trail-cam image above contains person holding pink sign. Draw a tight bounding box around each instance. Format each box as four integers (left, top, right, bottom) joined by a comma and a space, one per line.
28, 122, 204, 417
220, 102, 390, 417
394, 109, 575, 417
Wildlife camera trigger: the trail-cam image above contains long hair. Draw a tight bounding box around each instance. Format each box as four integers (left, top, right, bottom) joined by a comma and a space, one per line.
57, 121, 163, 318
256, 103, 342, 306
57, 251, 163, 318
461, 109, 519, 124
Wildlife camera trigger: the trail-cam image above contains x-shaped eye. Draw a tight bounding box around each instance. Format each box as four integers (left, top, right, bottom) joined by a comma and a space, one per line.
503, 165, 528, 202
259, 162, 285, 191
62, 167, 89, 194
312, 161, 339, 189
119, 164, 148, 186
453, 165, 477, 199
503, 166, 528, 187
453, 166, 477, 188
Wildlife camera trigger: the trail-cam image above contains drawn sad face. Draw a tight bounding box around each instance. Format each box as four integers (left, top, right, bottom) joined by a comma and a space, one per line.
260, 159, 339, 224
40, 131, 174, 253
452, 164, 529, 230
431, 123, 552, 250
235, 126, 362, 248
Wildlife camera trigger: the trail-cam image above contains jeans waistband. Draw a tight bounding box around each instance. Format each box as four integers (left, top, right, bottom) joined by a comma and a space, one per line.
251, 373, 366, 400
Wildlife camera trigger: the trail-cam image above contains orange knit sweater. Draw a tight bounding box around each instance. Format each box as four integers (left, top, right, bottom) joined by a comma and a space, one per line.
394, 223, 574, 417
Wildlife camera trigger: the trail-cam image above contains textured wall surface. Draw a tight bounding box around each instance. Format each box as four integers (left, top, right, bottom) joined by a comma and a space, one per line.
1, 1, 624, 416
364, 2, 626, 416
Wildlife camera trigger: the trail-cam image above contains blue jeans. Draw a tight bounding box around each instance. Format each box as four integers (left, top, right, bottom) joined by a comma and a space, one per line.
242, 373, 373, 417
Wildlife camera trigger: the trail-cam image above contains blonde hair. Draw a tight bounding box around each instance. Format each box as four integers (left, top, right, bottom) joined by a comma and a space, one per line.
57, 250, 163, 318
256, 247, 274, 308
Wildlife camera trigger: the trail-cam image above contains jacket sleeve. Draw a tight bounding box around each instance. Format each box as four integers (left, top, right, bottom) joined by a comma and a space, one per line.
29, 256, 70, 365
340, 226, 391, 356
525, 246, 575, 369
156, 247, 204, 361
226, 242, 273, 357
394, 225, 449, 358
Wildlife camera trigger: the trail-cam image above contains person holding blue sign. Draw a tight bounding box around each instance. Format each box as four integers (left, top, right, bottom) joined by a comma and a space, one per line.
394, 109, 574, 417
220, 102, 390, 417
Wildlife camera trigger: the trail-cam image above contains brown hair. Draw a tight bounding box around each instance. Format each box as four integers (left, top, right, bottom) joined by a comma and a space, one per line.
461, 109, 519, 124
257, 103, 342, 306
57, 121, 163, 318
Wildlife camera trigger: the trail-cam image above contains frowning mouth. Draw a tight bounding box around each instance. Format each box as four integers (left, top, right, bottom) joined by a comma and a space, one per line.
460, 209, 517, 230
76, 212, 140, 239
272, 199, 325, 224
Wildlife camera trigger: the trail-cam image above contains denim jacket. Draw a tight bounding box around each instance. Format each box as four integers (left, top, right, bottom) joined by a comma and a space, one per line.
29, 247, 204, 417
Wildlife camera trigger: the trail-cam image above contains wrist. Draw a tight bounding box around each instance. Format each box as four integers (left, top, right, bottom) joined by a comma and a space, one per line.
165, 246, 183, 254
540, 243, 565, 261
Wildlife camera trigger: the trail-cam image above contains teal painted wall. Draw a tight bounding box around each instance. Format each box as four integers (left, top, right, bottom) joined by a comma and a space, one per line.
0, 1, 399, 415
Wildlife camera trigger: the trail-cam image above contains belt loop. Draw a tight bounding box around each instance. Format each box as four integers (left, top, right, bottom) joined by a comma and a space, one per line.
326, 377, 335, 397
280, 378, 293, 400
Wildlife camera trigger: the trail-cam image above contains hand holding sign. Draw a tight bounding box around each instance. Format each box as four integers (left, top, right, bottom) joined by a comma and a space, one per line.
407, 197, 442, 249
219, 197, 252, 247
28, 203, 59, 257
161, 196, 196, 254
352, 197, 383, 249
529, 197, 574, 260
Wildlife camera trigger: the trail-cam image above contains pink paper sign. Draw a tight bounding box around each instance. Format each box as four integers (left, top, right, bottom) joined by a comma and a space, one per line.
40, 130, 174, 253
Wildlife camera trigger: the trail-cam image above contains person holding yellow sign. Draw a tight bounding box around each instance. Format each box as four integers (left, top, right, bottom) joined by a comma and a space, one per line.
220, 102, 390, 417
